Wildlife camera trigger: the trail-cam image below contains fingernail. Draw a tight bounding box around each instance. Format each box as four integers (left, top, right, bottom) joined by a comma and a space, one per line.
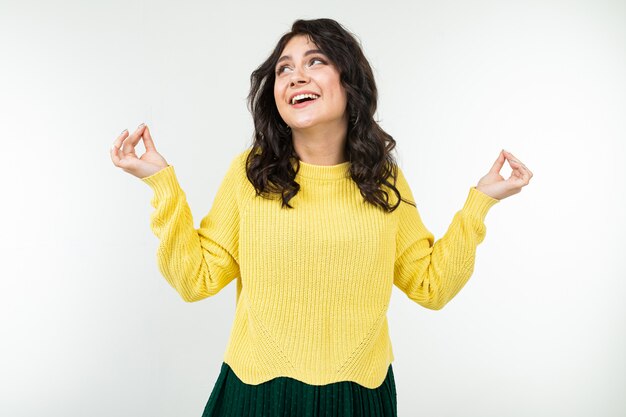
121, 129, 127, 135
138, 123, 145, 129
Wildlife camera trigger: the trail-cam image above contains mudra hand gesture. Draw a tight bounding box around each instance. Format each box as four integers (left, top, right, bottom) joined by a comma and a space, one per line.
110, 123, 169, 179
475, 149, 533, 201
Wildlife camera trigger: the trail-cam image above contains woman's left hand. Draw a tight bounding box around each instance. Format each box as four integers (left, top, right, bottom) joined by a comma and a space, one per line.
475, 150, 533, 201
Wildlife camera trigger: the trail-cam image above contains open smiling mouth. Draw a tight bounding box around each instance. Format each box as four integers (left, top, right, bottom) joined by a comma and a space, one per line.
290, 94, 320, 108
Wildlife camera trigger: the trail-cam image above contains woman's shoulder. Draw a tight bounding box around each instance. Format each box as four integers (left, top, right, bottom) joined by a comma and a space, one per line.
225, 148, 253, 178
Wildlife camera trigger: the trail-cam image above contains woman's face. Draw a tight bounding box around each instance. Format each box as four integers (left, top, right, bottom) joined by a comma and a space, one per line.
273, 35, 348, 132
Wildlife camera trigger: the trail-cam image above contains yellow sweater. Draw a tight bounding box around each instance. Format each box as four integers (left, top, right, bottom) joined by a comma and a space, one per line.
141, 149, 500, 388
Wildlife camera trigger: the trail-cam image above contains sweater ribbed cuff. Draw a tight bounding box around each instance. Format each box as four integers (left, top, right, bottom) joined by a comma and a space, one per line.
461, 186, 500, 222
140, 165, 184, 199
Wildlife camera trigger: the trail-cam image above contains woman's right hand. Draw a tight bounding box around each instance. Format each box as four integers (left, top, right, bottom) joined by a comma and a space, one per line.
110, 123, 170, 179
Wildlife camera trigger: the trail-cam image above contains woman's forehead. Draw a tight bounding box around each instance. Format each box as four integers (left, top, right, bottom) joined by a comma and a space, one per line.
281, 35, 318, 53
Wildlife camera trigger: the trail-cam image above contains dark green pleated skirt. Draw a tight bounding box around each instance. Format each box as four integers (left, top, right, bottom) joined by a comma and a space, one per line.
202, 362, 397, 417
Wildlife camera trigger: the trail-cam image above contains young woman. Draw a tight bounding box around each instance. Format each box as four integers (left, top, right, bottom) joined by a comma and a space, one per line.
110, 17, 532, 417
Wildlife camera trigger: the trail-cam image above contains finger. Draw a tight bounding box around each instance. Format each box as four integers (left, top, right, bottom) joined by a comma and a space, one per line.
514, 159, 533, 177
116, 152, 137, 170
512, 159, 532, 177
522, 164, 532, 177
509, 163, 531, 185
489, 150, 506, 174
111, 129, 128, 165
504, 150, 527, 167
122, 123, 147, 154
506, 154, 524, 168
508, 158, 532, 180
509, 159, 530, 185
512, 157, 528, 169
142, 125, 157, 152
122, 123, 146, 154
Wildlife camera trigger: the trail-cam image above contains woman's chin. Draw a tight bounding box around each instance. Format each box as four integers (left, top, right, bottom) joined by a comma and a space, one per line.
290, 119, 321, 130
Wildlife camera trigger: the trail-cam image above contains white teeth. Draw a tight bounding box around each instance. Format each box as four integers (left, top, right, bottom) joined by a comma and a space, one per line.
291, 93, 320, 105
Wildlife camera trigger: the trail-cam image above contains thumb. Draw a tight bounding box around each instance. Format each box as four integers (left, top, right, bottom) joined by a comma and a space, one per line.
488, 149, 506, 174
142, 125, 157, 152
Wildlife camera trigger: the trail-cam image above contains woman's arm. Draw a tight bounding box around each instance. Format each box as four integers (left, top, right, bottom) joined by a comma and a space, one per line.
141, 155, 242, 302
393, 168, 500, 310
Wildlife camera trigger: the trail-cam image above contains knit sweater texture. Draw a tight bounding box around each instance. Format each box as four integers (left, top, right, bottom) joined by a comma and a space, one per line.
141, 149, 500, 389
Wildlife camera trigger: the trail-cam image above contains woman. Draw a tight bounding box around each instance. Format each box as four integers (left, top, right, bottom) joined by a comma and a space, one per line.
110, 18, 532, 417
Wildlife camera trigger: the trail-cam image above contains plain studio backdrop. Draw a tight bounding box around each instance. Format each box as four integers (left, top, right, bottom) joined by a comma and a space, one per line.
1, 0, 624, 416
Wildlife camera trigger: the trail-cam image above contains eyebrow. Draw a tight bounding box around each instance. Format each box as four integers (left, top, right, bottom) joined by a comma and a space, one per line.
276, 49, 324, 65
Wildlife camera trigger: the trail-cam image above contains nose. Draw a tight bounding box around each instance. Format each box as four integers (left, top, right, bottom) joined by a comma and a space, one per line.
289, 66, 309, 87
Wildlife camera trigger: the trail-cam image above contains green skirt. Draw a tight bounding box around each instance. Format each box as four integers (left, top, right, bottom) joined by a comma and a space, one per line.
202, 362, 397, 417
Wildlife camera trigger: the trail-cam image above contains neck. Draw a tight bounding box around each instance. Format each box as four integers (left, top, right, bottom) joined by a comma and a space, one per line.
291, 118, 349, 165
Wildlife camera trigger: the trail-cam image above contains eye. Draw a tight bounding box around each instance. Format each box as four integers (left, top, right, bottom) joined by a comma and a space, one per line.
309, 57, 325, 66
275, 57, 327, 75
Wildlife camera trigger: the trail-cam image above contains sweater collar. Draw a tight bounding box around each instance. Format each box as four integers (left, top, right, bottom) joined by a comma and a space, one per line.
294, 159, 351, 181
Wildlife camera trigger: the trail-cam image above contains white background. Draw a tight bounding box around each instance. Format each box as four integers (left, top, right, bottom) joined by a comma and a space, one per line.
1, 0, 624, 416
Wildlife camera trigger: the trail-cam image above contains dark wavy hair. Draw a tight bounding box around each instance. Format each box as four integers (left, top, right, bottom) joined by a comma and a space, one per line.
245, 18, 415, 212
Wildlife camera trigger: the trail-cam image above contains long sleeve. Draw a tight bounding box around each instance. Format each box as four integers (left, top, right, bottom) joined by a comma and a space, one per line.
393, 168, 500, 310
140, 156, 241, 302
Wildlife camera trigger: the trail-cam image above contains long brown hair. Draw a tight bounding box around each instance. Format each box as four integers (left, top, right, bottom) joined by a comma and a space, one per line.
245, 18, 415, 211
